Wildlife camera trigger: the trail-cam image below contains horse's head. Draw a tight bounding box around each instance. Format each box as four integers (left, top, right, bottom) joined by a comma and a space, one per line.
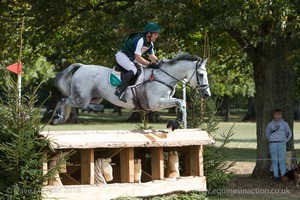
195, 59, 211, 99
158, 53, 211, 99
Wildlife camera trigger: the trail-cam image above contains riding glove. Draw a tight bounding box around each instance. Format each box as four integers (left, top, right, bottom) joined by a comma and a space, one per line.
148, 62, 160, 69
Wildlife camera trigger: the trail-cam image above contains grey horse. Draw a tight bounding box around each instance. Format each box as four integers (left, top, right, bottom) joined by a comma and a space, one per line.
52, 53, 211, 131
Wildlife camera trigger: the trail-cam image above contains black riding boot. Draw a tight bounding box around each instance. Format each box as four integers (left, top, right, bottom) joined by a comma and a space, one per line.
115, 70, 134, 103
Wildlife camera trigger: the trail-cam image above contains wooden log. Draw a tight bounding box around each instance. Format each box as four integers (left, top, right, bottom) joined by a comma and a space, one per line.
40, 129, 214, 149
167, 151, 180, 178
43, 176, 207, 200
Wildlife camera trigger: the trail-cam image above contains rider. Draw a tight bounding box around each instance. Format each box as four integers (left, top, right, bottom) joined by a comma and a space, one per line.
114, 22, 161, 103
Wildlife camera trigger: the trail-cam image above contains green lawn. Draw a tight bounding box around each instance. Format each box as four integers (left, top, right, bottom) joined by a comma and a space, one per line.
43, 108, 167, 132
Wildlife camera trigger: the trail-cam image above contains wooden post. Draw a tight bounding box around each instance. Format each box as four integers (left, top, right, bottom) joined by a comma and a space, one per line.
81, 149, 95, 184
190, 145, 204, 176
43, 152, 48, 185
48, 155, 63, 186
120, 148, 134, 183
151, 147, 164, 180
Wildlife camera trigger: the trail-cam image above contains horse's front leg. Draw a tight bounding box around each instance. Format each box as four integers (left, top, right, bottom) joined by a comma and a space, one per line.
153, 98, 186, 131
167, 99, 186, 131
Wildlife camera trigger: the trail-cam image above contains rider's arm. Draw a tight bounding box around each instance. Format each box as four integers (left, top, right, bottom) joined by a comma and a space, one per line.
134, 38, 158, 66
149, 54, 159, 62
135, 54, 151, 66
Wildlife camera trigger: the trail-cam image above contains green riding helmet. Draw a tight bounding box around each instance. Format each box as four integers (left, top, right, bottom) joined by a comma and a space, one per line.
144, 22, 160, 33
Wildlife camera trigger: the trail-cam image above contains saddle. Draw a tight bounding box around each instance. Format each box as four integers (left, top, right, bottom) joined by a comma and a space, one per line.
113, 62, 142, 86
109, 63, 151, 111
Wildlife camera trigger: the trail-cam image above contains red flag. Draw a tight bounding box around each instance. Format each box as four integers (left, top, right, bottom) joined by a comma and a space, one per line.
7, 62, 22, 74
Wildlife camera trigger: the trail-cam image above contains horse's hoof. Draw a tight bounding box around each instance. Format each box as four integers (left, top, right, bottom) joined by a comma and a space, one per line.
171, 121, 181, 131
51, 117, 64, 126
166, 121, 181, 131
167, 121, 172, 128
51, 118, 59, 126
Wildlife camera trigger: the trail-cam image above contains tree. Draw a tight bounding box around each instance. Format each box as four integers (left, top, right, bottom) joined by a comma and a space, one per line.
0, 66, 69, 199
195, 0, 300, 176
25, 0, 131, 121
207, 32, 255, 121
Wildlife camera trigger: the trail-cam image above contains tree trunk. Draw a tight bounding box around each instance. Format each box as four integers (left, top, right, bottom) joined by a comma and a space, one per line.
242, 97, 256, 122
250, 40, 295, 177
223, 95, 230, 122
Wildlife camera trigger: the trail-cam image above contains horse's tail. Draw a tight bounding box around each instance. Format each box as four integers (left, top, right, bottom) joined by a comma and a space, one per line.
55, 63, 83, 96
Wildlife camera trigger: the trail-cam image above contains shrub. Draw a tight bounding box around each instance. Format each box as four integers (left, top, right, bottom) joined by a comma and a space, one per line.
187, 89, 235, 194
0, 67, 66, 200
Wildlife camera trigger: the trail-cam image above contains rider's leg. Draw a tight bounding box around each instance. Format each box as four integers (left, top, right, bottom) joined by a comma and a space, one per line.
115, 52, 138, 73
115, 70, 134, 102
115, 51, 137, 102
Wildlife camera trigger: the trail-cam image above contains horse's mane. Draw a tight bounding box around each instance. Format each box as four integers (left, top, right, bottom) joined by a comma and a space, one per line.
174, 52, 201, 61
162, 52, 201, 65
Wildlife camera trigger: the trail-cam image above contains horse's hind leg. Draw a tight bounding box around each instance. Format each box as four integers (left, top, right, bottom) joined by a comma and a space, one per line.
51, 99, 66, 125
51, 93, 91, 125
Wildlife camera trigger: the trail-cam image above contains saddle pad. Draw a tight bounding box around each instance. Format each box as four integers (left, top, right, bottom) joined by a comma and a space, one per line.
109, 71, 121, 87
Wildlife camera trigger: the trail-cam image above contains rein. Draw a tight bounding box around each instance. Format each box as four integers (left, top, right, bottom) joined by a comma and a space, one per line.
158, 59, 207, 92
133, 59, 208, 98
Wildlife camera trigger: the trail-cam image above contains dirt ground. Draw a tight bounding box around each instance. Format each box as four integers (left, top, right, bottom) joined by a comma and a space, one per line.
211, 162, 300, 199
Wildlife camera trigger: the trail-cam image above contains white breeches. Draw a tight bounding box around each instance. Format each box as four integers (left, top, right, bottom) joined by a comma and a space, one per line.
115, 51, 138, 74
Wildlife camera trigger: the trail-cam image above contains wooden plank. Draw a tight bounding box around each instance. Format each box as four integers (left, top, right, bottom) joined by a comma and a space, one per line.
189, 145, 204, 176
80, 149, 94, 184
60, 173, 81, 185
40, 129, 214, 149
120, 148, 134, 183
42, 176, 207, 200
151, 147, 164, 180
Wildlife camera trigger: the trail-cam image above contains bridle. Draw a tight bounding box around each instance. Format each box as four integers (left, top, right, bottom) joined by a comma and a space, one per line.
195, 60, 210, 93
158, 59, 209, 93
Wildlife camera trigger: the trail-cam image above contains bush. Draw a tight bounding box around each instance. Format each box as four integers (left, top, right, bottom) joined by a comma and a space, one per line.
187, 89, 235, 195
0, 68, 66, 200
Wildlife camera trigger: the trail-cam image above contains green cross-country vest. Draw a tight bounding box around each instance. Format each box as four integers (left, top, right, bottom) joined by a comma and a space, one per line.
119, 33, 151, 61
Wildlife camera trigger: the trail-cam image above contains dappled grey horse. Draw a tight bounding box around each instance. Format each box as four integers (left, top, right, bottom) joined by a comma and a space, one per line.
52, 53, 211, 130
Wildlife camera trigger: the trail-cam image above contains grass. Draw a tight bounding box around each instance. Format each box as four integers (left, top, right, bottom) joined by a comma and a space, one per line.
43, 108, 167, 132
